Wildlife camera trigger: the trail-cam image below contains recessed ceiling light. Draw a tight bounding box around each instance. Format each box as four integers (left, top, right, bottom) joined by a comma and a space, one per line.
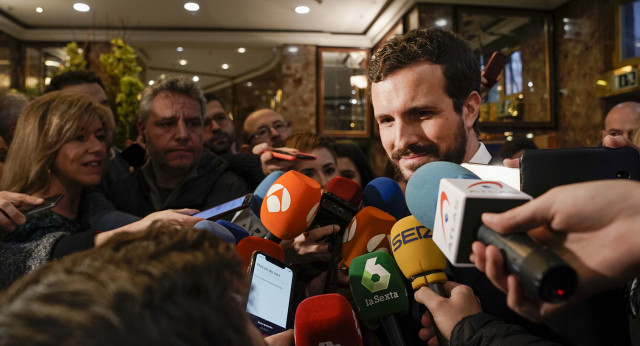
73, 3, 90, 12
435, 18, 447, 27
295, 6, 310, 14
36, 7, 43, 13
246, 82, 253, 87
148, 80, 155, 85
177, 46, 184, 52
238, 47, 246, 53
184, 2, 200, 12
221, 64, 229, 70
179, 59, 188, 66
192, 76, 199, 82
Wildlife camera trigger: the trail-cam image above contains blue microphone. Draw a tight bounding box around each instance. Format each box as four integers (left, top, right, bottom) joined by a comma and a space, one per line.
362, 177, 406, 220
193, 220, 236, 244
216, 219, 249, 243
405, 161, 478, 230
251, 171, 285, 216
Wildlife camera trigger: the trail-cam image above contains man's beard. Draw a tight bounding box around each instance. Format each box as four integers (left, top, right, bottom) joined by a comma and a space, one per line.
390, 118, 468, 181
206, 131, 234, 155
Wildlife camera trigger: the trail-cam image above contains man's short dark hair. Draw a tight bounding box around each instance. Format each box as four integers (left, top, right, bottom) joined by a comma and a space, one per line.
0, 222, 254, 346
204, 92, 226, 110
368, 28, 481, 133
44, 70, 107, 93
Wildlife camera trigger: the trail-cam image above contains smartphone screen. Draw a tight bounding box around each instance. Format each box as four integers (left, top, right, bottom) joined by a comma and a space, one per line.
192, 194, 252, 220
246, 252, 294, 336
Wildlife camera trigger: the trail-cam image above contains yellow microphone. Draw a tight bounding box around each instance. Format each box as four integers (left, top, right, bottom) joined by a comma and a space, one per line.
390, 215, 448, 297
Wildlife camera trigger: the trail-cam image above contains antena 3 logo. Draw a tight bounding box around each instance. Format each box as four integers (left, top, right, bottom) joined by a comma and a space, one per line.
265, 183, 291, 212
361, 257, 390, 293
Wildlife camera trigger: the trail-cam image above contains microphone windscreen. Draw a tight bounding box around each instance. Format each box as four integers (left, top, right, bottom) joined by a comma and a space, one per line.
342, 206, 395, 267
260, 170, 321, 240
348, 251, 409, 323
235, 236, 285, 270
362, 177, 406, 220
252, 171, 285, 215
194, 220, 236, 244
216, 219, 249, 243
406, 162, 479, 229
390, 215, 447, 290
324, 176, 363, 209
295, 294, 363, 346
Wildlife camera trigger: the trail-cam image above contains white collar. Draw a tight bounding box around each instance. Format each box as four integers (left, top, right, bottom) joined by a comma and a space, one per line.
468, 142, 492, 164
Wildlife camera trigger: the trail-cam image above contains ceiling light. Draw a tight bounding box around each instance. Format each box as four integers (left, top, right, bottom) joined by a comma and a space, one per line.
435, 18, 447, 27
148, 80, 155, 85
44, 60, 61, 67
192, 76, 199, 82
287, 46, 299, 53
221, 64, 229, 70
160, 74, 166, 79
36, 7, 43, 13
179, 59, 188, 66
246, 82, 252, 87
526, 133, 534, 139
73, 3, 90, 12
177, 46, 184, 52
184, 2, 200, 12
238, 47, 246, 53
295, 6, 310, 14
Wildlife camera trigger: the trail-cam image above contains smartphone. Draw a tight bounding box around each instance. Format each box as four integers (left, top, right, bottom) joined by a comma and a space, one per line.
192, 194, 252, 221
520, 146, 640, 198
246, 251, 295, 336
119, 142, 146, 169
268, 149, 316, 161
483, 51, 508, 87
19, 194, 64, 217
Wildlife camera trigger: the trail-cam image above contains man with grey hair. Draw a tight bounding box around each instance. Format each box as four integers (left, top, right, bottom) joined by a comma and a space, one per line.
0, 92, 29, 146
103, 76, 250, 217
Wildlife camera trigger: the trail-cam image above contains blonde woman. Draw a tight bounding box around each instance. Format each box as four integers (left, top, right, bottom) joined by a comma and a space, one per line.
0, 92, 201, 290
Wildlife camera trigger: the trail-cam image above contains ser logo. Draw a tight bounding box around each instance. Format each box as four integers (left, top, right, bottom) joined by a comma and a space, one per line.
265, 183, 291, 213
391, 225, 432, 252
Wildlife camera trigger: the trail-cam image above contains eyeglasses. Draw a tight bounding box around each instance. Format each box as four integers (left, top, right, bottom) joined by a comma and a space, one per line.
249, 121, 289, 142
204, 113, 230, 128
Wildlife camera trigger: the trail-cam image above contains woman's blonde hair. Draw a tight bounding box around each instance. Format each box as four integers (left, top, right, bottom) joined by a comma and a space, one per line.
1, 91, 114, 194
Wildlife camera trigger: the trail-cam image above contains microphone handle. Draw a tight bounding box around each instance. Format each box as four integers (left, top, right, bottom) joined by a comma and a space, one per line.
476, 224, 577, 302
427, 281, 449, 298
412, 301, 449, 346
263, 231, 282, 244
380, 314, 411, 346
323, 231, 343, 294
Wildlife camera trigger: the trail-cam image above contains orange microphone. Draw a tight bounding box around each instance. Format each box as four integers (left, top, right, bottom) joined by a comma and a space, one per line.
342, 206, 396, 267
260, 170, 322, 242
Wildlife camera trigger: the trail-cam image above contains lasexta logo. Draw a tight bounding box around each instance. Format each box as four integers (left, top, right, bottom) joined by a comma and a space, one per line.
361, 257, 390, 293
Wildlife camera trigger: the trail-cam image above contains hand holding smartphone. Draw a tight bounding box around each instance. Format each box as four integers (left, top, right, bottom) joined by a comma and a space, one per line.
482, 51, 508, 88
267, 149, 316, 161
246, 252, 294, 336
192, 194, 253, 221
18, 194, 63, 217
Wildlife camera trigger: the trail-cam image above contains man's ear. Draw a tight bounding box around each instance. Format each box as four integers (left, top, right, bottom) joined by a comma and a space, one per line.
462, 91, 482, 130
137, 120, 146, 143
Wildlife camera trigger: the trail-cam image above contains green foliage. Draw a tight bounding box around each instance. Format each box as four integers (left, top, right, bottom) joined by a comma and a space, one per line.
99, 38, 144, 147
59, 41, 86, 73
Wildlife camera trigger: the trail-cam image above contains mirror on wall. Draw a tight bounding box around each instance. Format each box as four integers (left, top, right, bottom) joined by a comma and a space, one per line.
318, 47, 370, 137
458, 7, 555, 129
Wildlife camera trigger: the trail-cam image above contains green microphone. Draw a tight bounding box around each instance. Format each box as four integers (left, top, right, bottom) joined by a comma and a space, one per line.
349, 251, 410, 346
